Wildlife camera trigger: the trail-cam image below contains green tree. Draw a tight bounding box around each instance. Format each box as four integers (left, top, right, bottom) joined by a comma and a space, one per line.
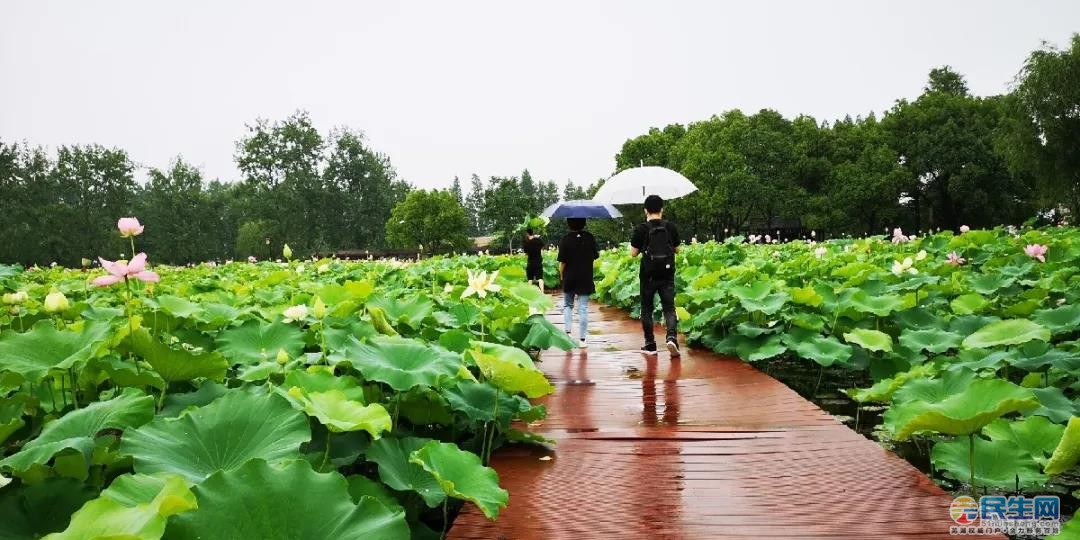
464, 174, 485, 236
884, 67, 1031, 230
1004, 34, 1080, 218
385, 189, 470, 254
323, 128, 409, 249
481, 177, 529, 248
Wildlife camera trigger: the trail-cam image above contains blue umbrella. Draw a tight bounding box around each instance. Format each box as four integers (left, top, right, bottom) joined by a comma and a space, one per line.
541, 199, 623, 219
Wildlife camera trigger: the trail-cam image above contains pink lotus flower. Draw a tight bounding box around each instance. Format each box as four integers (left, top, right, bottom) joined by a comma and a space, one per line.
946, 251, 966, 266
117, 217, 144, 238
92, 253, 160, 287
1024, 244, 1048, 263
959, 225, 970, 234
891, 227, 909, 244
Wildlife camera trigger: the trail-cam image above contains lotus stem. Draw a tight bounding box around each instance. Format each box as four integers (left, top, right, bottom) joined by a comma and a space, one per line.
441, 499, 449, 539
969, 433, 976, 499
69, 368, 79, 409
814, 365, 824, 397
320, 430, 332, 472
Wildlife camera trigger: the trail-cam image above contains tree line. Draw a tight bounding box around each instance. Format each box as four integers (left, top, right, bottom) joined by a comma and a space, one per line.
1, 35, 1076, 264
617, 35, 1079, 241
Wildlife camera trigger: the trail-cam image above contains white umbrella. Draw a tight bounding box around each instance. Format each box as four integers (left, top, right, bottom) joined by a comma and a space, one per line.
591, 166, 698, 205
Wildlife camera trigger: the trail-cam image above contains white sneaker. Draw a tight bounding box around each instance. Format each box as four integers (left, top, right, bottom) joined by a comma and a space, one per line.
579, 338, 589, 349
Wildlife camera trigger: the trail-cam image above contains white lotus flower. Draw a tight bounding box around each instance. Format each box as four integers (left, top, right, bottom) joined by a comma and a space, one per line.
915, 250, 928, 261
283, 304, 309, 323
461, 270, 501, 299
44, 290, 70, 313
891, 257, 918, 276
814, 246, 827, 258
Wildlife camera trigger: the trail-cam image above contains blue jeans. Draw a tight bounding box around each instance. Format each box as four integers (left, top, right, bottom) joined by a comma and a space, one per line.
563, 292, 589, 339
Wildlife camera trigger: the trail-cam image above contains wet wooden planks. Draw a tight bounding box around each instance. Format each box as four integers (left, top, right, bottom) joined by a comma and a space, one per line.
449, 300, 1000, 539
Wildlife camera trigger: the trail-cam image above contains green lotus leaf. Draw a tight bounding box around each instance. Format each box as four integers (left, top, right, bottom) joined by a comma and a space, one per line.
121, 390, 310, 483
846, 364, 935, 403
339, 337, 462, 392
789, 286, 823, 307
931, 436, 1046, 489
961, 319, 1050, 349
283, 370, 367, 402
1008, 342, 1080, 371
368, 295, 434, 330
346, 475, 403, 513
467, 341, 554, 398
734, 322, 774, 338
501, 282, 554, 312
1033, 304, 1080, 335
843, 328, 893, 353
43, 474, 196, 540
410, 440, 508, 520
124, 328, 227, 383
438, 329, 473, 353
781, 329, 853, 367
730, 282, 788, 315
0, 321, 111, 383
983, 416, 1065, 465
94, 355, 167, 390
101, 474, 190, 507
442, 380, 538, 425
154, 295, 203, 319
949, 315, 1001, 336
968, 273, 1015, 295
737, 334, 787, 362
1049, 514, 1080, 540
159, 382, 228, 418
216, 320, 305, 366
951, 293, 991, 315
1031, 387, 1078, 424
1046, 417, 1080, 475
845, 290, 907, 317
165, 459, 409, 540
445, 303, 481, 327
883, 377, 1039, 439
0, 478, 97, 540
0, 400, 25, 446
518, 314, 575, 351
0, 389, 154, 473
898, 327, 962, 354
892, 308, 944, 330
301, 390, 391, 437
366, 436, 446, 507
193, 303, 244, 328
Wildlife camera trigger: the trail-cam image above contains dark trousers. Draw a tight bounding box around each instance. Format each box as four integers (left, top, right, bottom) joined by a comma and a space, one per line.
641, 277, 677, 344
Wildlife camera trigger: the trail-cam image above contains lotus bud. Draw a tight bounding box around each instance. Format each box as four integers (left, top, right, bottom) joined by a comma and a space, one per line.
44, 290, 70, 313
80, 258, 92, 267
287, 386, 304, 399
117, 217, 144, 238
276, 348, 290, 365
283, 244, 293, 260
317, 263, 330, 274
282, 304, 308, 323
313, 297, 327, 319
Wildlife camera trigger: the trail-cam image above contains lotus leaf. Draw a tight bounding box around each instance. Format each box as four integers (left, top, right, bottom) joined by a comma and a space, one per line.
300, 390, 391, 437
43, 474, 196, 540
884, 377, 1039, 439
0, 321, 111, 383
365, 436, 446, 507
1046, 417, 1080, 475
467, 341, 553, 398
215, 320, 305, 366
931, 436, 1046, 489
166, 459, 409, 540
843, 328, 893, 353
341, 337, 462, 392
961, 319, 1050, 349
121, 390, 310, 482
0, 389, 154, 473
410, 440, 509, 520
124, 328, 227, 383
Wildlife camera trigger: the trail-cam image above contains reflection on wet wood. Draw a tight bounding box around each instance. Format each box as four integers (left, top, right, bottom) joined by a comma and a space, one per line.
449, 298, 1002, 539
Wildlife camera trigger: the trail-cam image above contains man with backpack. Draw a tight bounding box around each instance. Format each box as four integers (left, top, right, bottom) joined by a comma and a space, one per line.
630, 195, 681, 356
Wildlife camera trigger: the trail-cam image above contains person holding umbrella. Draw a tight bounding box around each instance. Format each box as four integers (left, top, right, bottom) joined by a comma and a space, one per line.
541, 199, 622, 349
630, 195, 681, 356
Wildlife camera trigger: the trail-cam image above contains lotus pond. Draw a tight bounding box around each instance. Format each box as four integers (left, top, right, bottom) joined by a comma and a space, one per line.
0, 251, 575, 539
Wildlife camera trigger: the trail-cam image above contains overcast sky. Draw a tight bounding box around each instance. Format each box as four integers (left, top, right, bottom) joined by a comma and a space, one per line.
2, 1, 1078, 190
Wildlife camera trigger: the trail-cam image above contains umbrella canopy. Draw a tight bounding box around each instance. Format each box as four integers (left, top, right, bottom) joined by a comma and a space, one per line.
541, 200, 623, 219
591, 166, 698, 205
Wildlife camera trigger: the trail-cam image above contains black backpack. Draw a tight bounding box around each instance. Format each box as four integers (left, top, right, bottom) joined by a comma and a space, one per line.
644, 221, 674, 278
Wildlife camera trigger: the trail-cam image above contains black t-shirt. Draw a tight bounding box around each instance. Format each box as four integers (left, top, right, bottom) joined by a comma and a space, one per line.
557, 230, 600, 295
630, 219, 681, 279
523, 236, 545, 266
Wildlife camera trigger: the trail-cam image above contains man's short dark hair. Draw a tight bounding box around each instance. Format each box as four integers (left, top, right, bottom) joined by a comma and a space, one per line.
526, 228, 534, 235
644, 195, 664, 213
567, 218, 586, 231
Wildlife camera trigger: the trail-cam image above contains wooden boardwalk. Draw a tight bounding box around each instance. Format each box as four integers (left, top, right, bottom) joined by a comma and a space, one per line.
450, 299, 1000, 539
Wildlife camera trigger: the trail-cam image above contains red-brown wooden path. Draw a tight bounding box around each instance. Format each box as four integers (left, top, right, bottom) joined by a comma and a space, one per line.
450, 299, 1000, 539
